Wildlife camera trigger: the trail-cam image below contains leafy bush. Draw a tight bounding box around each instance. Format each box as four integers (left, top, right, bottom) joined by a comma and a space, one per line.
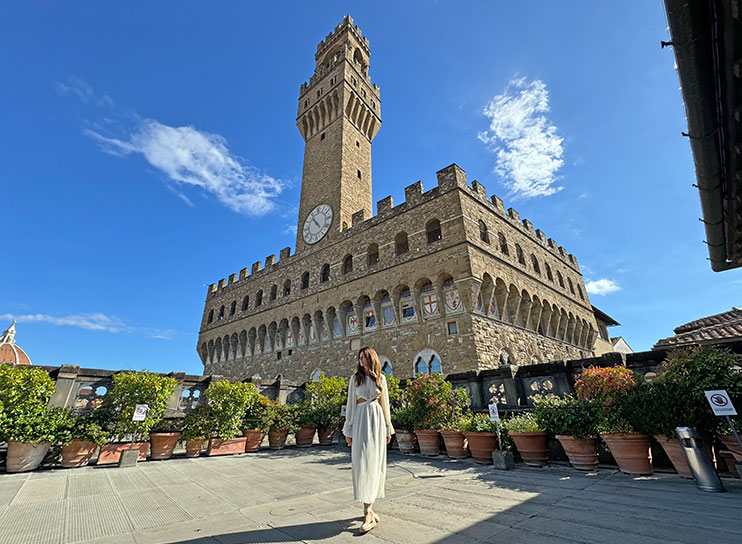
390, 403, 418, 433
574, 366, 637, 404
100, 371, 178, 441
386, 374, 402, 409
305, 373, 347, 428
265, 400, 299, 432
462, 412, 498, 433
58, 410, 109, 446
532, 395, 599, 439
615, 381, 686, 439
406, 373, 460, 430
1, 406, 69, 443
501, 412, 542, 433
242, 393, 271, 431
202, 380, 258, 440
181, 405, 213, 441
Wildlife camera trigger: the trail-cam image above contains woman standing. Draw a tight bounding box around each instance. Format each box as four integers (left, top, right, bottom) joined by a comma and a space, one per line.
343, 346, 395, 534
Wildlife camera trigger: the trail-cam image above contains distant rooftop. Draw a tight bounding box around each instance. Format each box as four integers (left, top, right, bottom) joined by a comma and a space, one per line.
654, 307, 742, 349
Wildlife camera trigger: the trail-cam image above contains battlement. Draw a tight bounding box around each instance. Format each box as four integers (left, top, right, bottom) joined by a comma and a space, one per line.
315, 15, 370, 60
206, 163, 581, 299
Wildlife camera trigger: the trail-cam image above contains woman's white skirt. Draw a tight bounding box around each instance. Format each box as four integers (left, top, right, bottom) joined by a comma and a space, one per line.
351, 400, 387, 503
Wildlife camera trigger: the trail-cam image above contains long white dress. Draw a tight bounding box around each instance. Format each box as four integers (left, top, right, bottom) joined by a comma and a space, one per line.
342, 373, 395, 503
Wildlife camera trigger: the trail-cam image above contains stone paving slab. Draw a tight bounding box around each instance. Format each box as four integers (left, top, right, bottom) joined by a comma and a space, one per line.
0, 447, 740, 544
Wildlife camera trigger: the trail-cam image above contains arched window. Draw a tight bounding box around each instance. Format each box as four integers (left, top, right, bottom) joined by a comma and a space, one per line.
479, 220, 489, 243
567, 278, 575, 295
229, 300, 236, 315
241, 296, 249, 311
301, 272, 310, 290
413, 349, 443, 375
207, 309, 214, 324
557, 271, 565, 288
381, 360, 392, 376
545, 262, 554, 282
255, 291, 263, 307
270, 285, 277, 301
426, 219, 442, 243
498, 233, 509, 255
577, 286, 585, 300
218, 305, 225, 320
342, 254, 353, 275
515, 244, 526, 265
531, 254, 541, 275
283, 279, 291, 296
367, 243, 379, 266
320, 264, 330, 283
395, 232, 409, 255
416, 358, 427, 375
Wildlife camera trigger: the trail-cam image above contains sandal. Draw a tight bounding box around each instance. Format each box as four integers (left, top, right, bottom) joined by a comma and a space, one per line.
360, 506, 379, 533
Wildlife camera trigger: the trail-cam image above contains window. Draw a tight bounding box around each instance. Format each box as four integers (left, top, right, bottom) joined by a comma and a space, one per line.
498, 233, 509, 255
415, 353, 442, 374
320, 132, 325, 141
515, 244, 526, 266
357, 169, 361, 179
382, 361, 392, 375
241, 296, 249, 311
301, 271, 309, 289
351, 75, 357, 85
207, 310, 214, 324
403, 305, 415, 319
557, 271, 565, 288
395, 232, 409, 255
367, 243, 379, 266
342, 254, 353, 274
330, 76, 337, 85
447, 321, 458, 335
283, 280, 291, 296
531, 254, 541, 275
545, 262, 554, 281
356, 140, 360, 147
568, 278, 575, 295
577, 286, 585, 300
229, 300, 236, 316
304, 99, 309, 107
316, 88, 322, 97
218, 305, 225, 320
362, 89, 366, 97
255, 291, 263, 307
426, 219, 442, 243
277, 352, 282, 360
371, 99, 375, 109
320, 263, 330, 282
270, 285, 277, 301
479, 220, 489, 243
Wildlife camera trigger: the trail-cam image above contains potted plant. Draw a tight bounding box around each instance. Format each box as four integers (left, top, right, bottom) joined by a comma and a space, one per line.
390, 403, 418, 454
59, 410, 109, 468
242, 393, 270, 452
575, 366, 652, 475
0, 365, 67, 473
96, 371, 177, 464
295, 400, 317, 448
203, 380, 256, 456
406, 373, 453, 456
462, 412, 499, 464
266, 400, 298, 450
437, 387, 471, 459
181, 404, 212, 457
501, 412, 549, 467
149, 417, 183, 460
305, 374, 346, 445
533, 395, 600, 471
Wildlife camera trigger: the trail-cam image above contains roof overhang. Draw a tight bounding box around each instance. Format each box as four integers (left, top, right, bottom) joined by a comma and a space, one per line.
592, 305, 620, 327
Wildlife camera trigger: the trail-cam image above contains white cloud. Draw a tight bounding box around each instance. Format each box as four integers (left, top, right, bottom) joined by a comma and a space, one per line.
478, 76, 564, 198
0, 312, 176, 340
54, 76, 114, 107
282, 224, 298, 236
85, 120, 283, 216
585, 279, 621, 296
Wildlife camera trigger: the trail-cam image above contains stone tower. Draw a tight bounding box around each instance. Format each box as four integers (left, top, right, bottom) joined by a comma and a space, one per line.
295, 16, 381, 253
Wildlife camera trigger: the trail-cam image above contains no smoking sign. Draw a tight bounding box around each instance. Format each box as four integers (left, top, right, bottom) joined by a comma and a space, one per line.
705, 390, 737, 416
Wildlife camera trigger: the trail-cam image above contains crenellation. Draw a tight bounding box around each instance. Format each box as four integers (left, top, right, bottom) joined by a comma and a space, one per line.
507, 208, 521, 223
352, 209, 366, 226
377, 195, 393, 214
217, 278, 226, 290
252, 262, 262, 274
547, 238, 557, 249
522, 219, 535, 235
436, 163, 467, 192
228, 273, 238, 285
491, 195, 506, 213
404, 181, 423, 203
535, 229, 547, 243
239, 268, 249, 281
280, 247, 291, 261
470, 180, 488, 200
558, 246, 567, 257
265, 255, 276, 268
207, 283, 217, 296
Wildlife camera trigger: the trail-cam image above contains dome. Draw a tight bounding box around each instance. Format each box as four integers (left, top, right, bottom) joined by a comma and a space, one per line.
0, 321, 31, 365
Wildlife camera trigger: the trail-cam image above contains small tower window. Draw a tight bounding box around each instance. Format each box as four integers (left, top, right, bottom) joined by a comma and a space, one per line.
546, 262, 554, 281
395, 232, 409, 255
557, 271, 565, 288
270, 285, 277, 301
515, 244, 526, 266
321, 132, 325, 140
255, 291, 263, 307
283, 280, 291, 296
342, 254, 353, 275
371, 100, 375, 108
479, 220, 489, 243
317, 88, 322, 97
304, 99, 309, 107
218, 305, 225, 320
207, 310, 214, 324
426, 219, 442, 244
531, 254, 541, 275
357, 169, 361, 179
351, 76, 357, 85
568, 278, 575, 295
320, 264, 330, 283
330, 76, 337, 85
362, 89, 367, 97
367, 243, 379, 266
301, 272, 310, 290
229, 300, 236, 315
241, 295, 249, 311
356, 141, 360, 147
498, 233, 509, 255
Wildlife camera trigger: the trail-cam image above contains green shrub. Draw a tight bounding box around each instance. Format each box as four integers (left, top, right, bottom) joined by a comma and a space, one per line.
532, 395, 599, 439
1, 406, 68, 444
390, 403, 418, 433
501, 412, 542, 433
616, 381, 685, 439
242, 394, 271, 431
202, 380, 258, 440
265, 400, 299, 432
58, 410, 109, 446
574, 365, 637, 404
181, 405, 213, 441
304, 373, 347, 428
405, 373, 459, 430
462, 412, 498, 433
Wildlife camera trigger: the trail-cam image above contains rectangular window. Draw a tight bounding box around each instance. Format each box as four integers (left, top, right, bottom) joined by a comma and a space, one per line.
321, 132, 325, 140
447, 322, 458, 335
403, 305, 415, 318
288, 349, 293, 356
366, 315, 375, 327
357, 169, 361, 179
277, 352, 282, 360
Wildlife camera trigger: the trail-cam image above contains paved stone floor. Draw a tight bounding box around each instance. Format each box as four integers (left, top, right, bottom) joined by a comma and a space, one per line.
0, 446, 740, 544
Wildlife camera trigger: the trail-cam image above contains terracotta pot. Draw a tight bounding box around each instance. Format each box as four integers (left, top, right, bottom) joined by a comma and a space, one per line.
509, 431, 549, 467
207, 437, 247, 456
61, 440, 98, 468
718, 450, 740, 477
396, 430, 416, 454
268, 428, 290, 450
654, 435, 692, 478
719, 434, 742, 462
185, 438, 206, 457
295, 425, 316, 448
97, 442, 149, 465
150, 432, 181, 460
440, 431, 468, 459
6, 441, 51, 473
465, 432, 497, 464
242, 429, 266, 452
600, 433, 652, 475
414, 429, 441, 456
556, 435, 598, 471
317, 426, 336, 446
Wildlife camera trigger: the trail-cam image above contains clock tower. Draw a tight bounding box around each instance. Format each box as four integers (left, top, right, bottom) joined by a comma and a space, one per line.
295, 16, 381, 253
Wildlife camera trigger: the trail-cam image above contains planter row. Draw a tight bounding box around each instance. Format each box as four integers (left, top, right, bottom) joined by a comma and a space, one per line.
396, 430, 500, 464
5, 425, 339, 473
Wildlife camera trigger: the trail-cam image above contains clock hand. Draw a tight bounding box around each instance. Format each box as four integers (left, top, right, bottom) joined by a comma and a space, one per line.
312, 217, 322, 229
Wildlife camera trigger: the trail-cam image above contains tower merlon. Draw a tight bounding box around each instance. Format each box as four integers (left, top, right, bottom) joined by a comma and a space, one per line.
228, 273, 238, 285
535, 229, 547, 243
436, 164, 467, 191
490, 195, 506, 213
507, 208, 521, 223
252, 261, 262, 274
404, 181, 424, 204
522, 219, 535, 235
377, 195, 393, 215
207, 283, 217, 296
239, 268, 249, 281
471, 180, 488, 200
217, 278, 226, 290
352, 210, 366, 226
280, 247, 291, 261
265, 255, 276, 268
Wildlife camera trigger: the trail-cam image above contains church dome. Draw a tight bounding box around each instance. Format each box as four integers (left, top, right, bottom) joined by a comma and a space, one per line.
0, 321, 31, 365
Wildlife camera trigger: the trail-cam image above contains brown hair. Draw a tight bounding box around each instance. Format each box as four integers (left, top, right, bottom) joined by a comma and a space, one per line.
355, 346, 383, 389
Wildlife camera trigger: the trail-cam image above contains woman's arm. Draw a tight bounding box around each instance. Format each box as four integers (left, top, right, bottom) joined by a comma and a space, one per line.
380, 375, 395, 437
342, 376, 356, 438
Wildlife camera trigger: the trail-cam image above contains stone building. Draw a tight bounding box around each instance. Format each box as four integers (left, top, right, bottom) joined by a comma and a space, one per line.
0, 321, 31, 365
197, 16, 601, 382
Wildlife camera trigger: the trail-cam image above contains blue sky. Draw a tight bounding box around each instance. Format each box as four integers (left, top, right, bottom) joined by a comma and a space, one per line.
1, 2, 739, 374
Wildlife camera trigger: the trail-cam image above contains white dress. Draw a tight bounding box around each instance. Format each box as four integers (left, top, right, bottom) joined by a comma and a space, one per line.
342, 373, 395, 503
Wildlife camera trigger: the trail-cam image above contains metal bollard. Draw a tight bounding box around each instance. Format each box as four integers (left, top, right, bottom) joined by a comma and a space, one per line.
676, 427, 725, 492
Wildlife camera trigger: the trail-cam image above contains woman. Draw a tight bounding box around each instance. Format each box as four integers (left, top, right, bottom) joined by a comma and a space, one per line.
343, 346, 395, 534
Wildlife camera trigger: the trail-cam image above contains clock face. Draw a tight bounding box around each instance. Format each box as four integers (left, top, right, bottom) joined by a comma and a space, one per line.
302, 204, 333, 244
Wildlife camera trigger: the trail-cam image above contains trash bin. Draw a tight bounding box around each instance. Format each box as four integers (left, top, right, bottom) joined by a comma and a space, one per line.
676, 427, 725, 492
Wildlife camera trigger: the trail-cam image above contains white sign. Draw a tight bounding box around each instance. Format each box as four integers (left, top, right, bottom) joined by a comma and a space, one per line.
132, 404, 149, 422
705, 390, 737, 417
488, 404, 500, 422
340, 405, 347, 418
